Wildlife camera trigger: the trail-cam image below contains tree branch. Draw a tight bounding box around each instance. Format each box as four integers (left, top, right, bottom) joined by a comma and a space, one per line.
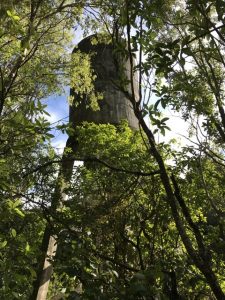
23, 156, 160, 178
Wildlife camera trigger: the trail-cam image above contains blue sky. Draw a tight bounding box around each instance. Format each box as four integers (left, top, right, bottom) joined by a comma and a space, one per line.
44, 92, 69, 153
44, 28, 84, 153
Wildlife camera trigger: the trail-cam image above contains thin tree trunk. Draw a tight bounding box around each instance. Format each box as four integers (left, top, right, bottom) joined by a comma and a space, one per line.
30, 136, 77, 300
36, 236, 57, 300
124, 3, 225, 298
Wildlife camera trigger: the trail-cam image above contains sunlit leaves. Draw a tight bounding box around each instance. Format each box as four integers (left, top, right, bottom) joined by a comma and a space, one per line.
70, 51, 103, 111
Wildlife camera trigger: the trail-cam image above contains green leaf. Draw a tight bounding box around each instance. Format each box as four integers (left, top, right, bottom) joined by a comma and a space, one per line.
161, 117, 169, 123
154, 99, 161, 109
12, 15, 20, 21
13, 199, 21, 208
46, 133, 55, 139
12, 292, 20, 299
11, 228, 17, 237
164, 126, 171, 131
30, 268, 37, 278
6, 10, 13, 17
25, 242, 30, 253
179, 57, 185, 67
161, 99, 168, 109
43, 110, 50, 116
160, 127, 165, 136
181, 35, 191, 46
6, 10, 20, 21
182, 47, 192, 56
14, 208, 25, 218
112, 270, 119, 277
0, 240, 7, 249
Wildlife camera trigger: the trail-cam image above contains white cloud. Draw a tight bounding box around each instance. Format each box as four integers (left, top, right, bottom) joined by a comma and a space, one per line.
52, 139, 67, 154
45, 111, 60, 124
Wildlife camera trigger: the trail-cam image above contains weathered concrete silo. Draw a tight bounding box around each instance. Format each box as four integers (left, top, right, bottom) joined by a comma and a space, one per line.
69, 34, 139, 130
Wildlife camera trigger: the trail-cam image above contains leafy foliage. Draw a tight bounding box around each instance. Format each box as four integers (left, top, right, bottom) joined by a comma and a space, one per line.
1, 0, 225, 299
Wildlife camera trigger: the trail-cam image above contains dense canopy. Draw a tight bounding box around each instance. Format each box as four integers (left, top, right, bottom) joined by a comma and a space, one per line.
0, 0, 225, 299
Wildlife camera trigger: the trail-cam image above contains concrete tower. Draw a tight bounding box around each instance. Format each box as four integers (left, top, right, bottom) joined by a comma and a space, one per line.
69, 35, 139, 130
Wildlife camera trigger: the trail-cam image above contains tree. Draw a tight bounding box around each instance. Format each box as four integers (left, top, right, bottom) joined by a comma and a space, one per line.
114, 0, 225, 298
1, 0, 225, 299
0, 0, 87, 298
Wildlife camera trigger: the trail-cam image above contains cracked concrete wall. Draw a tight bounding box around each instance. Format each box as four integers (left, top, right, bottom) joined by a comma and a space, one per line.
70, 35, 139, 130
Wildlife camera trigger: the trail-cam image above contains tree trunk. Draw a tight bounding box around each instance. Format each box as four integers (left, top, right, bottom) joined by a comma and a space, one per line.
30, 137, 77, 299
